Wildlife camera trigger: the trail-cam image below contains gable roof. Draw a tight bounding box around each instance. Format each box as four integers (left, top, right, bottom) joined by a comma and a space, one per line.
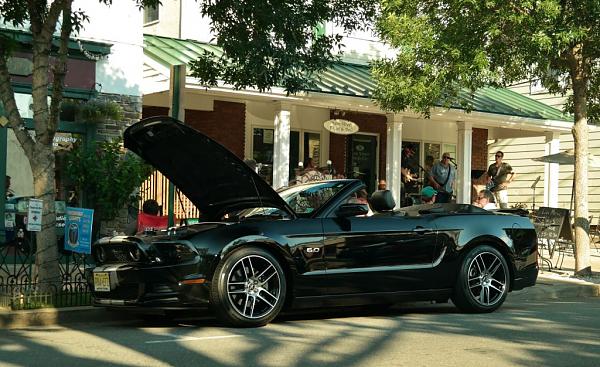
144, 34, 571, 122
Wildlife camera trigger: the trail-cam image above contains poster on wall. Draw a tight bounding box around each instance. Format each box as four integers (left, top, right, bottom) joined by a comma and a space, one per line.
64, 207, 94, 254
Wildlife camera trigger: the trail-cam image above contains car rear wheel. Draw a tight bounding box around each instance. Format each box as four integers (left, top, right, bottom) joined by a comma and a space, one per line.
451, 245, 509, 313
210, 246, 286, 327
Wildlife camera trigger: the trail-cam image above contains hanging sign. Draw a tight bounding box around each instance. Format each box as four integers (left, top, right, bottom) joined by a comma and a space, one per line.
64, 207, 94, 254
323, 119, 359, 135
26, 199, 43, 232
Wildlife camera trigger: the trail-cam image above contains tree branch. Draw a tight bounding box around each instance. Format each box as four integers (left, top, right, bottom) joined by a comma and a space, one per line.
0, 56, 36, 162
42, 0, 68, 45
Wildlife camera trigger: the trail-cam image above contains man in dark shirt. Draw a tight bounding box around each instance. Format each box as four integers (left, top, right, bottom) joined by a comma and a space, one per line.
486, 151, 515, 209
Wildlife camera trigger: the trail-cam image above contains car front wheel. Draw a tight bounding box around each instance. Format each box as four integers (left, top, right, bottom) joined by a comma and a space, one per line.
451, 245, 509, 313
210, 246, 286, 327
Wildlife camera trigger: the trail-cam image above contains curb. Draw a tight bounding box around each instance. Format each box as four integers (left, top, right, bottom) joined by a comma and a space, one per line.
511, 273, 600, 301
0, 306, 133, 329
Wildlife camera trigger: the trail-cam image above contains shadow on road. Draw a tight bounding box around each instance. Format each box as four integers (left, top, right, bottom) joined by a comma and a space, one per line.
1, 299, 600, 366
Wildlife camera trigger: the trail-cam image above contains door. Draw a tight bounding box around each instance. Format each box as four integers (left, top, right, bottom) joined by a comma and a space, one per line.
322, 214, 438, 295
347, 134, 377, 193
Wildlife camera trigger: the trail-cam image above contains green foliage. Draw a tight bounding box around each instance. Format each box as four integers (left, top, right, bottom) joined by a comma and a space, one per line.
76, 99, 123, 123
373, 0, 600, 120
60, 99, 124, 123
65, 139, 152, 221
191, 0, 377, 94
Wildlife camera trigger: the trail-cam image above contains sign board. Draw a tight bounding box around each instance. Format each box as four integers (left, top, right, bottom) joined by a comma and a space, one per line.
26, 198, 43, 232
64, 207, 94, 254
323, 119, 359, 135
535, 206, 573, 241
7, 57, 33, 76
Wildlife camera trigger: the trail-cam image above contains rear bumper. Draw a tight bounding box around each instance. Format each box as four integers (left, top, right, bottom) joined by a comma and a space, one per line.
512, 263, 539, 291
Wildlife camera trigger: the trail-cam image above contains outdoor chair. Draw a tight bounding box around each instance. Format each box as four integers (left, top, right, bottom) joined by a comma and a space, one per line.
589, 215, 600, 253
533, 207, 574, 270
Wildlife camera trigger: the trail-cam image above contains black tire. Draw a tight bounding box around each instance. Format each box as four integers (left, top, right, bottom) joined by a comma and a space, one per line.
451, 245, 510, 313
210, 246, 286, 327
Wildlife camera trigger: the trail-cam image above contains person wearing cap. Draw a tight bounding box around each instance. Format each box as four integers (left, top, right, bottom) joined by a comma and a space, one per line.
420, 186, 437, 204
429, 153, 456, 203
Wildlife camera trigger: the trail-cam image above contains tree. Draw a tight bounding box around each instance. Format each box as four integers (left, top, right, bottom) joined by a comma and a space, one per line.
192, 0, 377, 94
372, 0, 599, 276
0, 0, 159, 291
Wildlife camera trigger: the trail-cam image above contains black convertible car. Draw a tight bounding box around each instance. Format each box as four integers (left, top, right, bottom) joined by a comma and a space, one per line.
89, 116, 538, 327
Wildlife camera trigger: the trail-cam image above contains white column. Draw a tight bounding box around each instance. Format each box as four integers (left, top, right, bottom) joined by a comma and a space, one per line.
272, 102, 292, 190
544, 132, 560, 208
456, 121, 473, 204
386, 114, 403, 208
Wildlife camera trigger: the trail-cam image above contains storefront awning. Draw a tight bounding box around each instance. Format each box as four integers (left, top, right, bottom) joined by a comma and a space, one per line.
1, 28, 112, 58
143, 34, 570, 122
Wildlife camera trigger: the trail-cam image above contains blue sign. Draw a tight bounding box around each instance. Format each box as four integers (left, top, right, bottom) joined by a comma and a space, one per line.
64, 207, 94, 254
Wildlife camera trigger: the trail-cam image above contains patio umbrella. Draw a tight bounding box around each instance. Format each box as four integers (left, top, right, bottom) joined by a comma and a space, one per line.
532, 149, 600, 168
532, 149, 600, 213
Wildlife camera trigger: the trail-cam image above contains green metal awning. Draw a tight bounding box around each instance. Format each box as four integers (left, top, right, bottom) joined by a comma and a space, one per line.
144, 34, 571, 122
1, 29, 112, 58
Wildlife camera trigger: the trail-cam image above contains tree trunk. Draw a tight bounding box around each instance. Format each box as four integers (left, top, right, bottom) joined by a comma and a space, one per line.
569, 45, 592, 276
32, 146, 61, 292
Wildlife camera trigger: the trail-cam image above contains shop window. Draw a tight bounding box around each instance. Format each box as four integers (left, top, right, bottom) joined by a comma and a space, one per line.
252, 128, 274, 185
424, 143, 441, 161
253, 128, 321, 186
304, 132, 321, 164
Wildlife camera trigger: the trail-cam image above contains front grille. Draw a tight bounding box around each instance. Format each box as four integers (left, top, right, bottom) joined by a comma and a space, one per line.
111, 247, 131, 263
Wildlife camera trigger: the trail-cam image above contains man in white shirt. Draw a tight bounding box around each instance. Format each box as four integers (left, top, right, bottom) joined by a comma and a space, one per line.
474, 189, 498, 210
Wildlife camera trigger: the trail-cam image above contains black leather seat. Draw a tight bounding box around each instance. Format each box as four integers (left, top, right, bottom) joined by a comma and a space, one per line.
369, 190, 396, 213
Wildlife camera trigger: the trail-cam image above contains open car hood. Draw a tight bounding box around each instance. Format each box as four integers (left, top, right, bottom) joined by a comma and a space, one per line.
124, 116, 295, 220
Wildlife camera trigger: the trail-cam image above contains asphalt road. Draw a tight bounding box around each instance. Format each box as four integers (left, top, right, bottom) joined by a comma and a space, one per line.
1, 297, 600, 367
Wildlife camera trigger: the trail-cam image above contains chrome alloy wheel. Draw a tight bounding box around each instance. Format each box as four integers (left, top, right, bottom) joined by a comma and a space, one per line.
467, 251, 508, 306
226, 254, 281, 319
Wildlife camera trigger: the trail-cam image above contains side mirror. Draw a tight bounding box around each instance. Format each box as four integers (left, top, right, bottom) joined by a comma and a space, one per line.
336, 203, 369, 218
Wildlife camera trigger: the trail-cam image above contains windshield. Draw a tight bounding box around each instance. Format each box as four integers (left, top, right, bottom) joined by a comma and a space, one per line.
280, 181, 349, 215
232, 180, 352, 220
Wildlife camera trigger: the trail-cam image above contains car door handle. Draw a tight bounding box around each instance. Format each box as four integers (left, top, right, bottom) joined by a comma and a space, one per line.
413, 227, 434, 234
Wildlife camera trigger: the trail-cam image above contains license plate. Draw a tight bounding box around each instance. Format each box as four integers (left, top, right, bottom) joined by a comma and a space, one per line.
94, 272, 111, 292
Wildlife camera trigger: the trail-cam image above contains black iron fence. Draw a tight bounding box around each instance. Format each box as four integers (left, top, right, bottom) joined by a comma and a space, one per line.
0, 235, 93, 310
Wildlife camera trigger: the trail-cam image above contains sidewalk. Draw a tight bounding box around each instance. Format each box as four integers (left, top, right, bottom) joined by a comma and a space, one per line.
517, 248, 600, 300
2, 250, 600, 329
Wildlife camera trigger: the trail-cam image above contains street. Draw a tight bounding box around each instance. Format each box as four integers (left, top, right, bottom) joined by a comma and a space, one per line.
1, 296, 599, 367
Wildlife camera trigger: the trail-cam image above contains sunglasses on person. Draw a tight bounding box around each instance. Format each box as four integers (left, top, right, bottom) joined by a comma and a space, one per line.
443, 156, 451, 160
495, 154, 503, 158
